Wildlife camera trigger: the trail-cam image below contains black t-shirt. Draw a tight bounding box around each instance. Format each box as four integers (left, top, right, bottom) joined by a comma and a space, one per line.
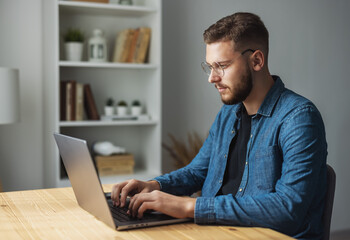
217, 106, 252, 196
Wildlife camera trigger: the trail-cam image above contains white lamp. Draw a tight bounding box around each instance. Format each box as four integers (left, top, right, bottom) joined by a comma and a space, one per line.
0, 67, 20, 124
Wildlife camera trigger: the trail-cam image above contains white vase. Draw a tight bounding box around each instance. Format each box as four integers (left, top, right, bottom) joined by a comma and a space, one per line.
117, 106, 128, 116
88, 29, 107, 62
104, 106, 114, 116
131, 106, 142, 116
65, 42, 83, 61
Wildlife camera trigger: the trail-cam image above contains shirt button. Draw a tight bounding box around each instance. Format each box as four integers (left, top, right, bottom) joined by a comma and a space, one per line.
250, 134, 253, 138
219, 180, 222, 184
239, 188, 243, 192
224, 154, 227, 158
246, 161, 248, 165
231, 130, 235, 134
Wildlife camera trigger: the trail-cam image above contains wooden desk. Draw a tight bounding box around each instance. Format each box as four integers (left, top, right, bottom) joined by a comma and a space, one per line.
0, 185, 293, 239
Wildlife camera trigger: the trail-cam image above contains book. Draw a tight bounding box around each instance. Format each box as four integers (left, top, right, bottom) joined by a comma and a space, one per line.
101, 114, 150, 121
60, 81, 67, 121
84, 84, 100, 120
75, 83, 84, 121
112, 27, 151, 63
61, 81, 84, 121
134, 27, 151, 63
120, 29, 137, 62
66, 80, 76, 121
66, 82, 72, 121
126, 28, 140, 63
112, 29, 130, 63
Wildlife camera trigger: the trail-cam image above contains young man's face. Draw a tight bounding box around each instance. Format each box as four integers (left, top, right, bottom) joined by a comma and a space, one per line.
205, 41, 253, 105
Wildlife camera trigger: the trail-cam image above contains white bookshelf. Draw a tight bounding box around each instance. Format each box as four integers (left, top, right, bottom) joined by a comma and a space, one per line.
43, 0, 162, 188
59, 61, 158, 69
59, 119, 158, 127
59, 1, 157, 16
57, 169, 159, 188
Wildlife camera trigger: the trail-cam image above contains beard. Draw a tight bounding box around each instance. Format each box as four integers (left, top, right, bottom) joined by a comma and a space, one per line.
220, 65, 253, 105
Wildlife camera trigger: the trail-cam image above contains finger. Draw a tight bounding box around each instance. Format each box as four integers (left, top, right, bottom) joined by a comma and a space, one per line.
111, 184, 118, 205
140, 188, 150, 193
130, 194, 143, 218
130, 193, 147, 218
137, 201, 154, 219
111, 182, 126, 206
127, 195, 136, 216
131, 192, 156, 218
120, 179, 138, 207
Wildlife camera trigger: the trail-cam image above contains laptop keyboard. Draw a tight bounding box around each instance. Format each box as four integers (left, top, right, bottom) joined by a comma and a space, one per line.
107, 200, 133, 222
107, 199, 161, 222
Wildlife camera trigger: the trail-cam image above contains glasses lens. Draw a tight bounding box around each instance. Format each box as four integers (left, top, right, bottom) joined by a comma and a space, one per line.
212, 62, 224, 77
201, 62, 211, 76
201, 62, 224, 77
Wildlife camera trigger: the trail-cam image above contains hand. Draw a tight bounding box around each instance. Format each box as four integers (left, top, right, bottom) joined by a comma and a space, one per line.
111, 179, 160, 207
128, 190, 196, 219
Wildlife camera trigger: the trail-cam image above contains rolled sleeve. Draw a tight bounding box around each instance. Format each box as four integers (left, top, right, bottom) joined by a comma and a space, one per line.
194, 197, 216, 224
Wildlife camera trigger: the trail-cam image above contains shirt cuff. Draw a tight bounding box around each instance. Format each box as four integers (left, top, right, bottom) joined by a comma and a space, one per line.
152, 175, 175, 193
150, 178, 163, 191
194, 197, 216, 224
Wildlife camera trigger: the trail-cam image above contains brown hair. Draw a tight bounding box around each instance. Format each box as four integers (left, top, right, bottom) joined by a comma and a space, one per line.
203, 12, 269, 57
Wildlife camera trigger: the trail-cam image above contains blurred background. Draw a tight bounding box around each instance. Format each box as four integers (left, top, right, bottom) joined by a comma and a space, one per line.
0, 0, 349, 237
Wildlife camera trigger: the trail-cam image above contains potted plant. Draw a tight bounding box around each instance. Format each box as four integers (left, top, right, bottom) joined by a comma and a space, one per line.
117, 100, 128, 116
63, 28, 84, 61
119, 0, 133, 5
104, 98, 115, 116
131, 100, 142, 116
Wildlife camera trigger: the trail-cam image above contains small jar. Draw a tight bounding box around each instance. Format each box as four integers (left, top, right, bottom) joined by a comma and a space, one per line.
88, 29, 107, 62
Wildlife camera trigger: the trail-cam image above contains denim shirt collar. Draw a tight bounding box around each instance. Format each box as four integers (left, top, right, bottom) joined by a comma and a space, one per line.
233, 75, 285, 118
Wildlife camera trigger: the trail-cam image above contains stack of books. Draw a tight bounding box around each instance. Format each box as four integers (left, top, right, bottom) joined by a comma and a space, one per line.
95, 154, 135, 176
60, 81, 100, 121
112, 27, 151, 63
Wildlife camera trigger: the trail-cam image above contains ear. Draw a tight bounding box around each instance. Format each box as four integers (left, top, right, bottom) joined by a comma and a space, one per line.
250, 50, 264, 72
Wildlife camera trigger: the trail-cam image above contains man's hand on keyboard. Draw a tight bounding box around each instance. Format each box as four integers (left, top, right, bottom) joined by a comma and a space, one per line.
128, 190, 196, 219
111, 179, 160, 208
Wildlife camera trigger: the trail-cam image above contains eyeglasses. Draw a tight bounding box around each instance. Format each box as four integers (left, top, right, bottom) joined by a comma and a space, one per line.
201, 49, 256, 77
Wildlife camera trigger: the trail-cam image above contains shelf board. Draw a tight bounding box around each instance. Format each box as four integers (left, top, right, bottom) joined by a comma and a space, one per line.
60, 119, 158, 127
100, 170, 160, 184
58, 169, 160, 187
59, 61, 157, 69
59, 1, 157, 17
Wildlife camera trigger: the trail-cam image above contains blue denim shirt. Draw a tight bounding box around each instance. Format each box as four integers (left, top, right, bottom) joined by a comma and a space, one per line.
155, 76, 327, 239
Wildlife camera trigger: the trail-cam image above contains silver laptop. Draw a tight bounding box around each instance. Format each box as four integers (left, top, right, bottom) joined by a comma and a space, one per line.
53, 133, 191, 230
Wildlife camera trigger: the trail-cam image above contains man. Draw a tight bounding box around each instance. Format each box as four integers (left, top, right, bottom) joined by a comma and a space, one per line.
111, 12, 327, 239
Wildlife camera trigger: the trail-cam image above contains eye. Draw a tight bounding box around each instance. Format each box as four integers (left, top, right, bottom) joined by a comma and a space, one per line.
219, 63, 229, 69
212, 62, 221, 69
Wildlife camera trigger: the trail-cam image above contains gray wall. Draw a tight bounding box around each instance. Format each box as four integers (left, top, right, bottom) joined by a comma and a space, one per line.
0, 0, 44, 191
0, 0, 349, 233
162, 0, 350, 232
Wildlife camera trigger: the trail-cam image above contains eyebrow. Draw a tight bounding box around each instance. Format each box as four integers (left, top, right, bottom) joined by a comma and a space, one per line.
206, 60, 232, 65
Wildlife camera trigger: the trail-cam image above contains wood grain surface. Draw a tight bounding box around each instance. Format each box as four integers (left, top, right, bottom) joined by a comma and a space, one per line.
0, 185, 294, 239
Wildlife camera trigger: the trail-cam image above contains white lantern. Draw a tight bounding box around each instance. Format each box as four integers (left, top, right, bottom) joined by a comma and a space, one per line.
88, 29, 107, 62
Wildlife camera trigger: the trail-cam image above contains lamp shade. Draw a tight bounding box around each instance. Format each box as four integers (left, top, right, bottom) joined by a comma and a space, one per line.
0, 67, 20, 124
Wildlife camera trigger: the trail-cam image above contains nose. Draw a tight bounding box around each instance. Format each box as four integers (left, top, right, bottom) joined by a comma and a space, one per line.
208, 71, 221, 83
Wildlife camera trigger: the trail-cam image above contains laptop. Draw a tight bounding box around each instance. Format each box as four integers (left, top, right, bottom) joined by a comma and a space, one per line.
53, 133, 191, 230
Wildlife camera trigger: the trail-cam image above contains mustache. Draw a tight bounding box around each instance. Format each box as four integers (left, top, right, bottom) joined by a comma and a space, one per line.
215, 84, 228, 89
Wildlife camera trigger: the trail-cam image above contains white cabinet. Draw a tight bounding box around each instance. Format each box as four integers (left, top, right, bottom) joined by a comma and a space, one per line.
43, 0, 162, 187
